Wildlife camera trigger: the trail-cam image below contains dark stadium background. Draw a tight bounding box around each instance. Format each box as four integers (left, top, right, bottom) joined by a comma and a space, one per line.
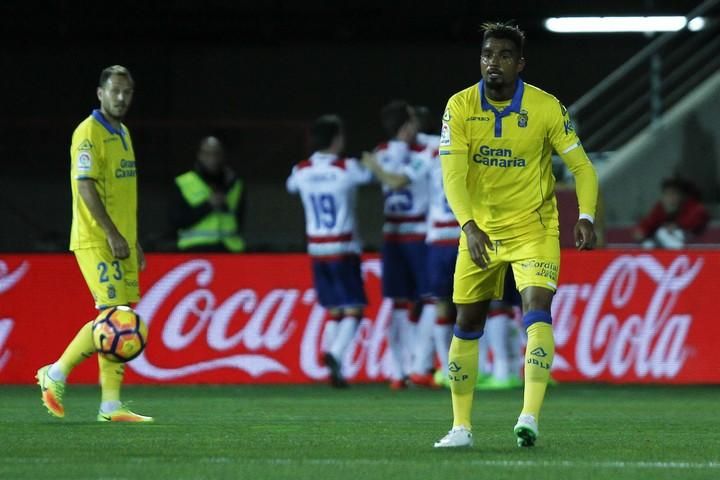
0, 0, 704, 252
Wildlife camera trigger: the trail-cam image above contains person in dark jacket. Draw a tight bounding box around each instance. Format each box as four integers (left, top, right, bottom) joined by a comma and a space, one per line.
170, 136, 246, 252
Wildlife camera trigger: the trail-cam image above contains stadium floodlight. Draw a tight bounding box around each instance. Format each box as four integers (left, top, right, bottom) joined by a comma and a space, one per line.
544, 16, 701, 33
687, 17, 706, 31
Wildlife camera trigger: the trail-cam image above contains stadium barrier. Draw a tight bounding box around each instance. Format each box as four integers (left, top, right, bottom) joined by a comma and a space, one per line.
0, 251, 717, 384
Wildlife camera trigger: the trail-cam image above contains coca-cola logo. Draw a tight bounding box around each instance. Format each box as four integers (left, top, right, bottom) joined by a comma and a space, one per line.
0, 260, 29, 371
131, 259, 395, 381
126, 253, 702, 383
552, 254, 702, 379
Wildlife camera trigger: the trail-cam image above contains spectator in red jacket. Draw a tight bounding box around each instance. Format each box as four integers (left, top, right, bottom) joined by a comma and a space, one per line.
633, 177, 710, 249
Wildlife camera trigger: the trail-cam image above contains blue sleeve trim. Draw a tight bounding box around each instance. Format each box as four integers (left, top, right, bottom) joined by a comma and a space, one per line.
523, 310, 552, 328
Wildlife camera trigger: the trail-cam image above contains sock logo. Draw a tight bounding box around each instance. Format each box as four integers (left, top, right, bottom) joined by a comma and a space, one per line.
448, 362, 461, 373
530, 347, 547, 358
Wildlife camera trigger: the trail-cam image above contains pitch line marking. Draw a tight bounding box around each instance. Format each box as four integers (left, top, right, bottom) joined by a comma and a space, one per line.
261, 458, 720, 470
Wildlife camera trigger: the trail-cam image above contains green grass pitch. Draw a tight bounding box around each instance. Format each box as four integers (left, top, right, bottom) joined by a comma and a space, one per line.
1, 384, 718, 480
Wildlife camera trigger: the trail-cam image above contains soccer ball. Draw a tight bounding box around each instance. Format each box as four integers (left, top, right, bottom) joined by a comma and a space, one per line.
92, 306, 148, 362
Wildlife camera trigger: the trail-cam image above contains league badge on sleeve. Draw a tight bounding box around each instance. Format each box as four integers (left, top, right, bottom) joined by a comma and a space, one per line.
77, 152, 92, 171
440, 123, 451, 146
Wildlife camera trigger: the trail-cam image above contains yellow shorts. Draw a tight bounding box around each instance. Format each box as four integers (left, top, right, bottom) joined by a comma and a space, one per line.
74, 247, 140, 309
453, 231, 560, 304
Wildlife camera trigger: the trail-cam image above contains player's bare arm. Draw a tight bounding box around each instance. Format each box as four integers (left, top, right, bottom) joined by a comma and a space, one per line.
361, 152, 410, 189
77, 178, 130, 259
462, 220, 494, 269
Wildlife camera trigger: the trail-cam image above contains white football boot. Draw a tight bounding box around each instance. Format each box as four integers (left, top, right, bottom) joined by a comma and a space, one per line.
433, 426, 473, 448
514, 414, 539, 447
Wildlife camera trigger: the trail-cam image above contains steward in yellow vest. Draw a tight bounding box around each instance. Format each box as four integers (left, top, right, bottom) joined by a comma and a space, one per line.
171, 136, 246, 252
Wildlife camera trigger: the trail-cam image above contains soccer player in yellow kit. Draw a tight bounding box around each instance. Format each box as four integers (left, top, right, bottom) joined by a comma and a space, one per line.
433, 23, 597, 448
36, 65, 152, 422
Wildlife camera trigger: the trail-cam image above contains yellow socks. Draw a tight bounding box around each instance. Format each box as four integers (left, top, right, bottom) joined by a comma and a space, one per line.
521, 314, 555, 420
448, 332, 481, 429
56, 321, 95, 378
99, 355, 125, 406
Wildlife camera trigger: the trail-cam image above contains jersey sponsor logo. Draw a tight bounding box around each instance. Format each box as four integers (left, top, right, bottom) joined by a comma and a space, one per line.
518, 109, 528, 128
77, 139, 93, 151
77, 152, 92, 171
466, 116, 491, 122
115, 158, 137, 178
307, 173, 339, 183
439, 123, 451, 146
473, 145, 526, 168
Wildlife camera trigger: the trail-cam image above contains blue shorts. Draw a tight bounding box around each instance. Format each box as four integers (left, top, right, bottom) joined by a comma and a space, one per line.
381, 240, 429, 299
427, 243, 457, 299
312, 255, 367, 309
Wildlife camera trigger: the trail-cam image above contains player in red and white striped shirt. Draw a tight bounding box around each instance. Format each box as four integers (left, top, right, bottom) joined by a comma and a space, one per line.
362, 100, 432, 388
407, 109, 461, 387
286, 114, 373, 388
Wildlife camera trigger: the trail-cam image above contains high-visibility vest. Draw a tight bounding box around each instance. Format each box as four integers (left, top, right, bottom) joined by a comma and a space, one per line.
175, 171, 245, 252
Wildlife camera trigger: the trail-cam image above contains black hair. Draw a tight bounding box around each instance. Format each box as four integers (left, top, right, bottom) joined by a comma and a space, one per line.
310, 114, 344, 151
99, 65, 134, 88
381, 100, 411, 138
481, 21, 525, 57
414, 105, 436, 135
661, 177, 698, 197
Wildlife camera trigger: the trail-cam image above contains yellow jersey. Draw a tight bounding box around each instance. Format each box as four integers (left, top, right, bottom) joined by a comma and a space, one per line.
69, 110, 137, 250
440, 79, 597, 239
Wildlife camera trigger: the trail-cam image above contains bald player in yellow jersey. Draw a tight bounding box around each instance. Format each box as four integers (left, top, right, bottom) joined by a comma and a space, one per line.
434, 22, 598, 448
36, 65, 152, 423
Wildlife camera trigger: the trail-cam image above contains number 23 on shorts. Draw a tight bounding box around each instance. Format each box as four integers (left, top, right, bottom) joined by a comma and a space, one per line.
97, 260, 123, 283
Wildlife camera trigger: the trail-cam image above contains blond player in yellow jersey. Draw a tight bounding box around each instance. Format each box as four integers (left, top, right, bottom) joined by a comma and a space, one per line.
36, 65, 152, 422
433, 22, 598, 448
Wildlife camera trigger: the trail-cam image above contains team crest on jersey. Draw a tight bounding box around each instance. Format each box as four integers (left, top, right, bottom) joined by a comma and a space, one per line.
77, 152, 92, 171
517, 109, 528, 128
440, 123, 451, 146
107, 284, 116, 299
77, 139, 93, 151
443, 108, 451, 122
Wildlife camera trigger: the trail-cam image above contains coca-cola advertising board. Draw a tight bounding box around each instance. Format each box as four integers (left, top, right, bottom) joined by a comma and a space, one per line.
0, 251, 717, 384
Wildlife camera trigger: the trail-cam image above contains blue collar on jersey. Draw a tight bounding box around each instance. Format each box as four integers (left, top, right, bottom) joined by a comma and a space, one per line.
479, 78, 524, 138
92, 109, 128, 150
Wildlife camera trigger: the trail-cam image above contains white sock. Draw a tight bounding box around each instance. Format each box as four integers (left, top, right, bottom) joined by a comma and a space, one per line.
388, 307, 407, 380
48, 362, 67, 382
432, 323, 452, 375
478, 334, 490, 375
411, 303, 436, 375
401, 314, 417, 375
321, 319, 338, 354
508, 316, 525, 377
329, 316, 358, 362
486, 313, 510, 381
100, 400, 121, 413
